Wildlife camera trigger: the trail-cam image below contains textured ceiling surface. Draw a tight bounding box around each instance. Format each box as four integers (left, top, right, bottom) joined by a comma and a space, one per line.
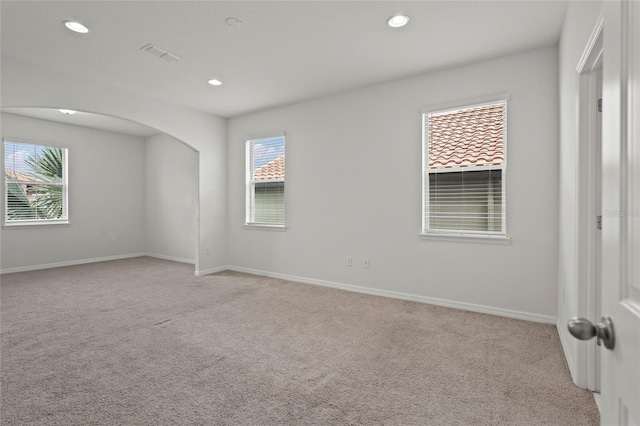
1, 1, 568, 120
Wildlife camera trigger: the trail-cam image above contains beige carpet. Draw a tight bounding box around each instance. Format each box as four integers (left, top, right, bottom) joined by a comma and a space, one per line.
1, 257, 598, 425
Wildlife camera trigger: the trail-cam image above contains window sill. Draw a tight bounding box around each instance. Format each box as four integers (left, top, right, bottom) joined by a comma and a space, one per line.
244, 224, 287, 232
419, 232, 510, 244
3, 221, 70, 229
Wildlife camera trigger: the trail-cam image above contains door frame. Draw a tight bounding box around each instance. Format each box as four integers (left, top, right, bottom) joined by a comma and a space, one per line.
599, 0, 640, 421
575, 12, 604, 392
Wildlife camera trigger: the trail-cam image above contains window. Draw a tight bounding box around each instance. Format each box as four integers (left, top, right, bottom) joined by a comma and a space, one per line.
422, 97, 507, 237
245, 134, 285, 228
3, 139, 69, 225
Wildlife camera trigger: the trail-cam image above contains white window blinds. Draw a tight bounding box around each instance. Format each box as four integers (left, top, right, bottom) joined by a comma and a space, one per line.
4, 139, 69, 225
423, 100, 506, 235
245, 134, 285, 226
428, 169, 503, 232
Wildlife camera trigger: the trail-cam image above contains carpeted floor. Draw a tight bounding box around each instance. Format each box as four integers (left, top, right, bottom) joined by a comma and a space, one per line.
1, 257, 599, 425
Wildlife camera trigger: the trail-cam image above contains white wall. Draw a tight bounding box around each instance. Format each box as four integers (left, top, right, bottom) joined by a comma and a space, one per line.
1, 113, 145, 271
557, 0, 603, 386
228, 46, 560, 322
0, 55, 228, 274
145, 134, 198, 263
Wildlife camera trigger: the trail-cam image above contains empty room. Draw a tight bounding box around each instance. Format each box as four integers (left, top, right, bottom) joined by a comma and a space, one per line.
1, 1, 638, 425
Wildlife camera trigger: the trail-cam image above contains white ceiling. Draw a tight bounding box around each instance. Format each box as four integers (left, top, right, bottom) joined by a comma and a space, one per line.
1, 1, 568, 124
1, 108, 160, 138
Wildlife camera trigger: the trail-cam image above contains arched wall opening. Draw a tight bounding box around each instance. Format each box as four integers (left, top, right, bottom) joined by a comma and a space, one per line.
1, 55, 228, 274
0, 108, 200, 273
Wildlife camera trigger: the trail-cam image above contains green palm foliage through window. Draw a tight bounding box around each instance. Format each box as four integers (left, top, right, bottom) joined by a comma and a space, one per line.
5, 180, 38, 220
4, 141, 68, 223
25, 147, 64, 218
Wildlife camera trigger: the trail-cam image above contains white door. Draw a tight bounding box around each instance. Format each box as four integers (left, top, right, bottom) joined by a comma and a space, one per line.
600, 0, 640, 424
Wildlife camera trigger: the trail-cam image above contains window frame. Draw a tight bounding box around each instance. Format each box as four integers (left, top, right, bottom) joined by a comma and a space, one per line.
244, 132, 286, 231
420, 93, 510, 242
3, 137, 70, 228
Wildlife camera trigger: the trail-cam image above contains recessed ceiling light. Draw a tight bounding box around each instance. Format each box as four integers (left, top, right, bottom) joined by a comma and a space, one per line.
208, 79, 222, 86
64, 20, 89, 34
59, 109, 77, 115
387, 15, 409, 28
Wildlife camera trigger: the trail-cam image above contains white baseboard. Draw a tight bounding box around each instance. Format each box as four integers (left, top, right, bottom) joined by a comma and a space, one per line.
557, 317, 583, 387
1, 257, 556, 325
1, 252, 197, 274
592, 392, 601, 414
195, 265, 228, 276
0, 253, 146, 274
145, 253, 195, 265
226, 265, 557, 324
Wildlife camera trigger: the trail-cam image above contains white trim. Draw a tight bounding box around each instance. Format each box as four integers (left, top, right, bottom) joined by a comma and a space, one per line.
592, 392, 602, 414
576, 11, 605, 73
629, 0, 640, 297
226, 265, 555, 324
502, 100, 509, 234
419, 232, 510, 244
1, 135, 71, 151
557, 317, 580, 385
245, 131, 286, 141
251, 178, 285, 184
245, 134, 286, 227
243, 224, 287, 231
1, 256, 555, 324
426, 164, 504, 174
420, 92, 511, 115
0, 253, 145, 274
422, 106, 428, 234
246, 139, 253, 224
422, 97, 508, 236
145, 253, 195, 265
195, 265, 228, 276
569, 14, 605, 392
194, 150, 201, 279
3, 137, 70, 226
3, 220, 71, 229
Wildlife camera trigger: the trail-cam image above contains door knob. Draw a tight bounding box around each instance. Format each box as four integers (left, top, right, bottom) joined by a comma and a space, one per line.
567, 316, 615, 350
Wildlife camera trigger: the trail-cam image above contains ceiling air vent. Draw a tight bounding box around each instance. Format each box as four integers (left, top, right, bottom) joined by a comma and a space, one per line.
140, 43, 182, 63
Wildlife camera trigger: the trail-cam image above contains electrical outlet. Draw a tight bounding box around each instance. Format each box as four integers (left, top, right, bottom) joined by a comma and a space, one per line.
205, 247, 210, 255
562, 288, 566, 303
346, 256, 352, 267
364, 258, 370, 268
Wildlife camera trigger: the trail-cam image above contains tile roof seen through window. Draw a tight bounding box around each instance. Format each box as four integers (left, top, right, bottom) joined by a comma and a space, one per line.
254, 155, 285, 180
4, 170, 35, 182
427, 102, 505, 169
